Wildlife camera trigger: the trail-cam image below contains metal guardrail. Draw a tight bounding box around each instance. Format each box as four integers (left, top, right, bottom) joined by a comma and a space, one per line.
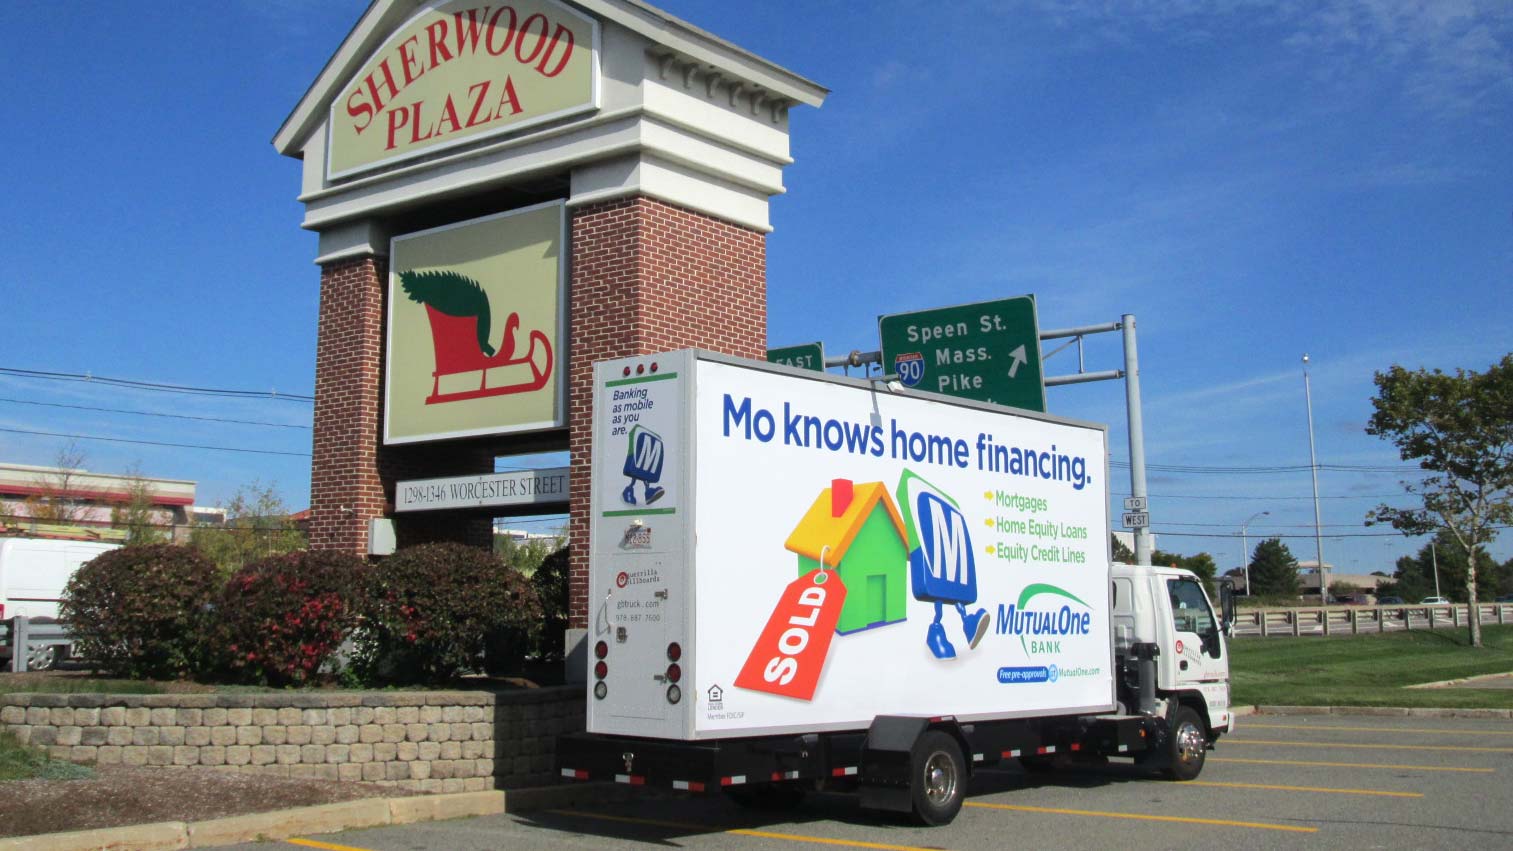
1, 616, 75, 672
1230, 603, 1513, 637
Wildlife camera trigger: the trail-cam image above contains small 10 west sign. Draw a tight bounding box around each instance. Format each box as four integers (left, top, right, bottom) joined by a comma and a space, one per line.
396, 467, 569, 512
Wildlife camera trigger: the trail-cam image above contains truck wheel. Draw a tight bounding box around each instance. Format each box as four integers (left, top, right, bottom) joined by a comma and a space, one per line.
1157, 706, 1207, 781
910, 730, 965, 826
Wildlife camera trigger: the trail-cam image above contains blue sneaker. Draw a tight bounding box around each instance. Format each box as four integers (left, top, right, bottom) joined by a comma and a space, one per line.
645, 485, 665, 505
963, 608, 990, 649
622, 483, 637, 505
927, 621, 957, 659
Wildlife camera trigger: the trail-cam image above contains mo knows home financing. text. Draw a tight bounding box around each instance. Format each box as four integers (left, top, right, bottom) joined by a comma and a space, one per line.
720, 395, 1091, 491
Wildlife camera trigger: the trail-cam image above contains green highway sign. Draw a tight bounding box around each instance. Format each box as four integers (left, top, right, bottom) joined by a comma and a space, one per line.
767, 342, 826, 373
878, 295, 1045, 411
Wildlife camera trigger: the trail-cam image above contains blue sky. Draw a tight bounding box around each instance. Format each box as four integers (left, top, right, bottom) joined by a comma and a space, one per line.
1, 1, 1509, 574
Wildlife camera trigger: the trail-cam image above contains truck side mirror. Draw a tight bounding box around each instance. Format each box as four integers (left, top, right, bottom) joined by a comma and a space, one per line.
1218, 581, 1236, 637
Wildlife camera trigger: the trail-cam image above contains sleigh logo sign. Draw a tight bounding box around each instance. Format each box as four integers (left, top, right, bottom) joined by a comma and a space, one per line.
400, 269, 553, 404
385, 202, 566, 444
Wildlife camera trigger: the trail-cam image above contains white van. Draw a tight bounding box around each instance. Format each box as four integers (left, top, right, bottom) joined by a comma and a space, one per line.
0, 538, 118, 668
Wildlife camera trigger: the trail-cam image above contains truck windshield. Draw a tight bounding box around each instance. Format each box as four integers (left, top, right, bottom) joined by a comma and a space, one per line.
1167, 578, 1220, 657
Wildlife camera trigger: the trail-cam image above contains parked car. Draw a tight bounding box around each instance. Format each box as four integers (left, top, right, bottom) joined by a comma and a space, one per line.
1376, 595, 1404, 605
1419, 596, 1451, 605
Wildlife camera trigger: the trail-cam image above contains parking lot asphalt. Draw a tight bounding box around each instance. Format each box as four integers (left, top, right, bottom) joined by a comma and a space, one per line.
219, 712, 1513, 851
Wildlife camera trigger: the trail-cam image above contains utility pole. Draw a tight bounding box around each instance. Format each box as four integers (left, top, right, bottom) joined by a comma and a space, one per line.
1302, 354, 1326, 603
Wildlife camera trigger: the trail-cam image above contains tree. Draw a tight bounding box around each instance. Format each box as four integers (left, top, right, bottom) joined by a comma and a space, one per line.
1248, 538, 1299, 596
23, 442, 89, 524
1110, 534, 1134, 563
190, 481, 305, 575
1365, 355, 1513, 648
110, 464, 167, 545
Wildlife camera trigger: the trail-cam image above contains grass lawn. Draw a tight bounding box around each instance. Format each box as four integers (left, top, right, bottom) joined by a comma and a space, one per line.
0, 729, 90, 782
1230, 624, 1513, 709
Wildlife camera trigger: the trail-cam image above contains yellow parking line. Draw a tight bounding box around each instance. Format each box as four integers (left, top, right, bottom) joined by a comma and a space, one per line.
1189, 780, 1421, 798
546, 809, 946, 851
1245, 722, 1513, 737
1226, 738, 1513, 753
287, 840, 377, 851
1212, 756, 1494, 774
965, 802, 1316, 833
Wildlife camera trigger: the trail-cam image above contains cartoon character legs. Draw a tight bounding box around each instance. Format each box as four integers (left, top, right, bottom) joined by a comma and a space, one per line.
622, 479, 666, 506
958, 602, 989, 649
926, 601, 957, 659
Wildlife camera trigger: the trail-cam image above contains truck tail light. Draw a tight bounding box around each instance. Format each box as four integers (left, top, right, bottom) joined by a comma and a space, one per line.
0, 603, 6, 620
667, 685, 681, 704
665, 663, 682, 683
595, 641, 608, 659
594, 681, 607, 700
666, 642, 681, 661
594, 660, 608, 679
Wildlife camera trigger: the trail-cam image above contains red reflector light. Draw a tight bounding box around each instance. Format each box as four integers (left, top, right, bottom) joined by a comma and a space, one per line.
622, 366, 630, 377
665, 663, 681, 683
666, 642, 681, 662
636, 364, 645, 375
650, 362, 659, 373
594, 661, 607, 679
594, 641, 608, 659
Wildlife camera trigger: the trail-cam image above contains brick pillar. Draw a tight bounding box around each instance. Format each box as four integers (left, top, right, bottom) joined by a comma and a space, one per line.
310, 255, 492, 555
565, 197, 767, 627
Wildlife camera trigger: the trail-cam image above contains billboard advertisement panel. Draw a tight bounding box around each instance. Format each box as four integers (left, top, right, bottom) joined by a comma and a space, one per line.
690, 360, 1111, 737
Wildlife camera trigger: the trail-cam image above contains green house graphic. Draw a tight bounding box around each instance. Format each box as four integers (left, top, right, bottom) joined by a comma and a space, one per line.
783, 478, 910, 635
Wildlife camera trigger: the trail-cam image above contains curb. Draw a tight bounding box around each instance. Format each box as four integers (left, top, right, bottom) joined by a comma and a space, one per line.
0, 783, 627, 851
1251, 704, 1513, 719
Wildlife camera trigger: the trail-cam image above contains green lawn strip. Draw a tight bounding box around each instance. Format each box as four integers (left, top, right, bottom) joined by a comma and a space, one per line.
0, 728, 91, 782
0, 678, 164, 696
1230, 624, 1513, 709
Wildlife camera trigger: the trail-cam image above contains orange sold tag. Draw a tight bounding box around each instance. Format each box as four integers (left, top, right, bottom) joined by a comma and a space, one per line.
735, 569, 847, 701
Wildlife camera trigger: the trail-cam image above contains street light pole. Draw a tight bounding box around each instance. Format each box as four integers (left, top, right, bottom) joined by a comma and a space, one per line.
1241, 510, 1269, 595
1431, 541, 1441, 599
1303, 354, 1327, 604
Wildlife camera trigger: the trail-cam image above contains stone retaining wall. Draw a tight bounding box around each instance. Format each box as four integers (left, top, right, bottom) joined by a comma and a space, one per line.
0, 687, 584, 793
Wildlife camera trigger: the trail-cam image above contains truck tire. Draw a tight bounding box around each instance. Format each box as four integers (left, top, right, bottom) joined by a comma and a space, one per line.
910, 730, 966, 826
1146, 705, 1207, 781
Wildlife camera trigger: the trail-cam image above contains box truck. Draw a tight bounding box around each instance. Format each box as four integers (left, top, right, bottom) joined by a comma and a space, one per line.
0, 537, 117, 670
557, 350, 1234, 825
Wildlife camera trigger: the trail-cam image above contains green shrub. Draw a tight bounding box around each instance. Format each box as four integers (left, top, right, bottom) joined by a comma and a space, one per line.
60, 544, 219, 679
355, 542, 541, 684
209, 550, 368, 686
531, 546, 570, 660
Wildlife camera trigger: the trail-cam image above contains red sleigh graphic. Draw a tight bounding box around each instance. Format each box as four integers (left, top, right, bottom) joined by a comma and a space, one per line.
401, 269, 554, 405
422, 308, 553, 404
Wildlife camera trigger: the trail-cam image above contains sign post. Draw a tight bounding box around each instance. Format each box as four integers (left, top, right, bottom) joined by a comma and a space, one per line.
878, 296, 1045, 411
766, 342, 826, 372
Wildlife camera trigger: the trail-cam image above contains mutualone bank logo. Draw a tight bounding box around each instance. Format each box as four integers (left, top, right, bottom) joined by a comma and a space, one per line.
994, 583, 1094, 656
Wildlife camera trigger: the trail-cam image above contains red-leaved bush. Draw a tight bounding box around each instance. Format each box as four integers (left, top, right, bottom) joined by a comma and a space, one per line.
210, 550, 368, 685
354, 542, 540, 684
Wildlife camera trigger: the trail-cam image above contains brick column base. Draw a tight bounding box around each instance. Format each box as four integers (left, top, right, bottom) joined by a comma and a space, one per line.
565, 197, 767, 627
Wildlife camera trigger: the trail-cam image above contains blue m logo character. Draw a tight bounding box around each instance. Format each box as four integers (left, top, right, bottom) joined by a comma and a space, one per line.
898, 471, 990, 660
621, 425, 666, 505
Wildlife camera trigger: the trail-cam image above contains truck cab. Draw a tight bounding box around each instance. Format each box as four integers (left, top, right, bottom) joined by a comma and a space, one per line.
1111, 563, 1234, 777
